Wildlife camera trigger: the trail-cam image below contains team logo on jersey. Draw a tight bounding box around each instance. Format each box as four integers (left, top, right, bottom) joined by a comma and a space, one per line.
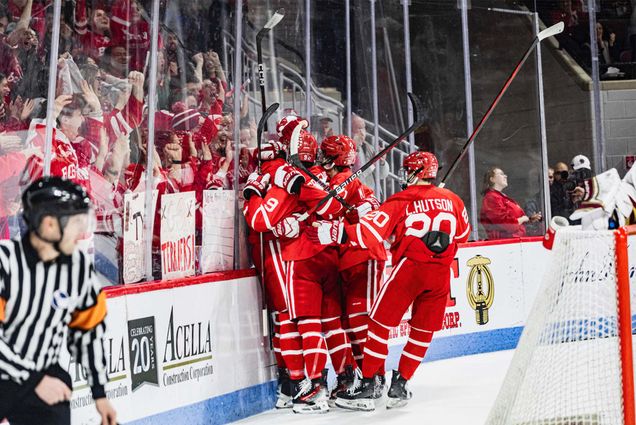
52, 290, 70, 310
466, 255, 494, 325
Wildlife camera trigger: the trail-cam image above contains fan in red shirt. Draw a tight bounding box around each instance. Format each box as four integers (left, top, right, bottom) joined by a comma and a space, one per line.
7, 0, 46, 41
0, 39, 22, 92
74, 0, 111, 62
479, 167, 542, 240
110, 0, 155, 72
310, 151, 470, 411
24, 87, 105, 194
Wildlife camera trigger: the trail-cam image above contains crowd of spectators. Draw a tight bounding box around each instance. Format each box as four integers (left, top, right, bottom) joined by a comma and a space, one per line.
0, 0, 259, 283
537, 0, 636, 77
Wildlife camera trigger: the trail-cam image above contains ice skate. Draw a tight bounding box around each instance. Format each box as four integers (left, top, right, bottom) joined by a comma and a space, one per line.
292, 377, 329, 414
334, 376, 376, 411
275, 369, 294, 409
386, 370, 412, 409
329, 365, 357, 406
373, 373, 386, 399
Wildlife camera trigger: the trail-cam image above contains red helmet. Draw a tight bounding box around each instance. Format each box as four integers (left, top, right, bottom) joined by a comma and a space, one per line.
277, 115, 308, 145
402, 151, 438, 181
296, 130, 318, 163
320, 135, 357, 167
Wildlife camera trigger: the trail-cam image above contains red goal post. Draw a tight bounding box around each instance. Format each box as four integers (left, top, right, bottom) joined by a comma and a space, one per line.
615, 225, 635, 425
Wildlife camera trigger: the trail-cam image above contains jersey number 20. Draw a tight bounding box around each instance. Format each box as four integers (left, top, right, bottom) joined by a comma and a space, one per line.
404, 212, 457, 239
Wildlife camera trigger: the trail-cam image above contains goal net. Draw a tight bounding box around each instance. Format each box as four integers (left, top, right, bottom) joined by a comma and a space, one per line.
486, 227, 635, 425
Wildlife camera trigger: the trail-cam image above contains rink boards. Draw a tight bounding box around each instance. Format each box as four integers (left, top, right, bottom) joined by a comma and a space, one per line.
66, 237, 553, 424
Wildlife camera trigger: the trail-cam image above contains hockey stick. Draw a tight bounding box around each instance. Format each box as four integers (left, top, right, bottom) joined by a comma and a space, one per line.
252, 14, 286, 343
296, 93, 425, 222
256, 8, 285, 134
257, 102, 280, 173
438, 21, 564, 188
287, 125, 354, 210
254, 102, 279, 339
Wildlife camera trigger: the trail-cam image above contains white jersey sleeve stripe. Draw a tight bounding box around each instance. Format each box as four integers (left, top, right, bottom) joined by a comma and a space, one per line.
356, 224, 367, 249
455, 225, 470, 241
316, 196, 335, 216
360, 219, 384, 244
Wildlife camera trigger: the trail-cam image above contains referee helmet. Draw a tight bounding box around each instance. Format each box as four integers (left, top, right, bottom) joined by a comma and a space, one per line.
22, 176, 91, 233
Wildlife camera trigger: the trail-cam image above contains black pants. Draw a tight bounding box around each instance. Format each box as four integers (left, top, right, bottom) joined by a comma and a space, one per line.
0, 365, 71, 425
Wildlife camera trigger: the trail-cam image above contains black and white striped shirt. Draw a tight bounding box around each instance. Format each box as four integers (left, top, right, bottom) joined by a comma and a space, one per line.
0, 236, 108, 398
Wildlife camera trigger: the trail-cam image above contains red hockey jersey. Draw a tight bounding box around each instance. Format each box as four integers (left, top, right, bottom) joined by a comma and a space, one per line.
244, 164, 343, 261
344, 184, 470, 265
242, 158, 290, 238
105, 95, 144, 147
326, 169, 387, 271
243, 188, 293, 245
24, 120, 95, 192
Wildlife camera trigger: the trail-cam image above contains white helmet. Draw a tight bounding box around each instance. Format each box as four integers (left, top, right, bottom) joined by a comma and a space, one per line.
571, 154, 591, 171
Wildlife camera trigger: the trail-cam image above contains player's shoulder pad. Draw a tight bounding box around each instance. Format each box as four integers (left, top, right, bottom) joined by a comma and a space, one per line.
267, 184, 294, 201
376, 193, 406, 210
331, 172, 359, 190
446, 190, 468, 212
434, 185, 464, 201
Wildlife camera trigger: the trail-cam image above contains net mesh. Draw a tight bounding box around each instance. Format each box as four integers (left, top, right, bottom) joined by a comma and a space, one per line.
486, 228, 626, 425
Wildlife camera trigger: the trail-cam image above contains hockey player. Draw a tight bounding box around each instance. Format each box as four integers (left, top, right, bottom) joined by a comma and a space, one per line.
244, 129, 346, 413
317, 135, 386, 398
242, 138, 307, 409
241, 115, 313, 409
309, 151, 470, 411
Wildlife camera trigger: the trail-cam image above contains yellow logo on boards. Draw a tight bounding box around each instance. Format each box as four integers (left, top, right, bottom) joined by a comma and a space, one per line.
466, 255, 494, 325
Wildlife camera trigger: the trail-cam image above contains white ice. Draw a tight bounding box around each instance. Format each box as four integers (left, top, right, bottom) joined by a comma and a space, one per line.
237, 349, 515, 425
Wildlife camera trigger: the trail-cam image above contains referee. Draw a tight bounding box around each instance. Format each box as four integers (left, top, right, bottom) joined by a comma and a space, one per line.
0, 177, 117, 425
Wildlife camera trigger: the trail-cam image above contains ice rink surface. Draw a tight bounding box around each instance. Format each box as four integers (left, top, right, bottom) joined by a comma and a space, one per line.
238, 349, 515, 425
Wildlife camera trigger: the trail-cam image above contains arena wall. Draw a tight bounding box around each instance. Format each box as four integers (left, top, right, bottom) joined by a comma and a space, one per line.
67, 238, 549, 424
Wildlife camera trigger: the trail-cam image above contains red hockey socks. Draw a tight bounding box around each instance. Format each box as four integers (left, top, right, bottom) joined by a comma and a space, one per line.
322, 316, 356, 375
345, 312, 369, 368
398, 325, 434, 380
272, 312, 285, 369
297, 318, 328, 380
361, 318, 390, 379
278, 311, 305, 380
